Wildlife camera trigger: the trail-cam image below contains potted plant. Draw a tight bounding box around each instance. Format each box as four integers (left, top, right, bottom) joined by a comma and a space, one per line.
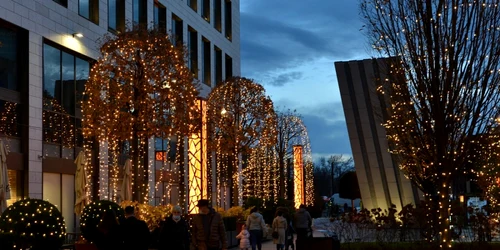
77, 200, 124, 250
0, 199, 66, 250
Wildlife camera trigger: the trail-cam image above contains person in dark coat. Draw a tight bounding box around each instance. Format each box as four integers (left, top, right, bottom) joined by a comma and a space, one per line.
158, 205, 190, 250
191, 199, 228, 250
121, 205, 150, 250
294, 204, 312, 241
94, 209, 123, 250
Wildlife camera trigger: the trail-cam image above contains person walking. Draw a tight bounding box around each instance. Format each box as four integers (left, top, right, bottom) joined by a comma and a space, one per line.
121, 206, 150, 250
235, 224, 251, 250
293, 204, 312, 241
94, 209, 123, 250
272, 211, 287, 250
158, 205, 190, 250
245, 207, 267, 250
191, 199, 228, 250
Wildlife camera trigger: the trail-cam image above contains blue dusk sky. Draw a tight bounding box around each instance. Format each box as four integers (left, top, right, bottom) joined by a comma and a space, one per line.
240, 0, 373, 161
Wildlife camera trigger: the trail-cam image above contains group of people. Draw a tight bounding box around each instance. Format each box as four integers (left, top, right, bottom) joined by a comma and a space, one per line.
93, 200, 312, 250
236, 204, 312, 250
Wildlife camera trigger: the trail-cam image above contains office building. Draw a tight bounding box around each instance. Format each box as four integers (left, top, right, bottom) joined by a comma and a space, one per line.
0, 0, 240, 232
335, 58, 420, 211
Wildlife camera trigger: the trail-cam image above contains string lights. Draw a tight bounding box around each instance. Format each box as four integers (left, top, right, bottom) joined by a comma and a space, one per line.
207, 77, 277, 207
82, 26, 199, 203
0, 199, 66, 249
361, 0, 500, 247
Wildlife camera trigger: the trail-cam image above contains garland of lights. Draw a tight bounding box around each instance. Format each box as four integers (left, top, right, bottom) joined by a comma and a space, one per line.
361, 0, 500, 248
82, 26, 199, 203
207, 77, 277, 207
0, 199, 66, 250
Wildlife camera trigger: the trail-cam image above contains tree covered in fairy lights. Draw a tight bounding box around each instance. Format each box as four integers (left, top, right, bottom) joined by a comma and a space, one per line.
361, 0, 500, 247
207, 77, 277, 207
83, 26, 199, 203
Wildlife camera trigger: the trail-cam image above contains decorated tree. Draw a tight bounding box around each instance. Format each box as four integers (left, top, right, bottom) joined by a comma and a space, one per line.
361, 0, 500, 247
83, 26, 199, 202
207, 77, 277, 206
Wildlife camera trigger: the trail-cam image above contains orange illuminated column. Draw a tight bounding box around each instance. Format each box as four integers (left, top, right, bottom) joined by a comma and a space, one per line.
188, 99, 208, 214
293, 145, 304, 208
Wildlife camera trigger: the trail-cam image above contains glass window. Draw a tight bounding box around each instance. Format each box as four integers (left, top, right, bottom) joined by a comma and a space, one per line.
0, 100, 20, 137
188, 0, 197, 12
62, 52, 75, 116
108, 0, 125, 33
213, 0, 221, 32
133, 0, 147, 27
172, 14, 183, 46
202, 0, 210, 22
202, 38, 211, 86
188, 27, 198, 79
43, 43, 90, 158
43, 45, 62, 111
0, 27, 18, 91
225, 54, 232, 79
224, 0, 232, 41
53, 0, 68, 7
154, 2, 166, 32
79, 0, 99, 24
214, 46, 222, 85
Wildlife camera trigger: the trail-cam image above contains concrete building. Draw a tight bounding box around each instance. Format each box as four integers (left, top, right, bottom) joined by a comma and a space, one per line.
335, 58, 420, 211
0, 0, 240, 232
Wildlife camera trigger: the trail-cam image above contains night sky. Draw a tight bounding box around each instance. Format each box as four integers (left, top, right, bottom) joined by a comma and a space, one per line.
240, 0, 373, 161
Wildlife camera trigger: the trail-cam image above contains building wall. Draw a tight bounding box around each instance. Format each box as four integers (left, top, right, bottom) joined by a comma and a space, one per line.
0, 0, 240, 231
335, 58, 419, 212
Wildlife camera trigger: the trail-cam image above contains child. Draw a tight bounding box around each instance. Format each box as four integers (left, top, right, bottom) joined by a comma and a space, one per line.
236, 224, 251, 250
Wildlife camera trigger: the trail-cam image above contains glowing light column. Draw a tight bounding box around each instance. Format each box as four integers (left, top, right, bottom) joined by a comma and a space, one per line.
188, 99, 208, 214
293, 145, 304, 208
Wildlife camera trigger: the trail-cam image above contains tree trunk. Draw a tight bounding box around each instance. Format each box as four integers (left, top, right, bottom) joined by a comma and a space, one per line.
279, 154, 285, 198
132, 129, 141, 202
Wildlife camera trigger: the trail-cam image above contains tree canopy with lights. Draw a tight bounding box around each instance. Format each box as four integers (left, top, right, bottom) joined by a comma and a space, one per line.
361, 0, 500, 247
83, 27, 199, 202
207, 77, 277, 206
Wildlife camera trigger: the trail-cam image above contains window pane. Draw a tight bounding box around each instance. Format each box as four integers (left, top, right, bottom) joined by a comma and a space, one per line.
79, 0, 90, 19
61, 114, 75, 147
43, 44, 61, 112
0, 27, 18, 91
75, 58, 88, 118
108, 0, 117, 30
53, 0, 68, 7
62, 52, 75, 115
133, 0, 139, 24
43, 111, 61, 144
0, 100, 20, 137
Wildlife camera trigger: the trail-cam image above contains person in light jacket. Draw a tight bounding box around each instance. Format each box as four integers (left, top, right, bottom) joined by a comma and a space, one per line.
272, 211, 287, 250
236, 224, 251, 250
245, 207, 267, 250
293, 204, 312, 241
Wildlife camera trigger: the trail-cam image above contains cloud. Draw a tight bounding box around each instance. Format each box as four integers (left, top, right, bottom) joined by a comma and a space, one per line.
269, 72, 303, 87
240, 0, 369, 79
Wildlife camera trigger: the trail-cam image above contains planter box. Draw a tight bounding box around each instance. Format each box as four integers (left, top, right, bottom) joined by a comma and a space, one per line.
75, 242, 98, 250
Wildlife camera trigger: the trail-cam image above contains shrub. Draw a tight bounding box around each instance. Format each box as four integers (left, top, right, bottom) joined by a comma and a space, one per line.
80, 200, 124, 243
120, 201, 171, 231
0, 199, 66, 250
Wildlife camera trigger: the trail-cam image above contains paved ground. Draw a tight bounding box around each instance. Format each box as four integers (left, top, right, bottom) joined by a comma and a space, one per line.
229, 231, 324, 250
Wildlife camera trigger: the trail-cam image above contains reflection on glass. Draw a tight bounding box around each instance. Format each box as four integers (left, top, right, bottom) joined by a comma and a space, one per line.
108, 0, 117, 30
79, 0, 90, 19
0, 27, 18, 91
43, 45, 61, 111
75, 57, 89, 118
62, 52, 75, 115
133, 0, 139, 25
43, 110, 62, 144
0, 100, 19, 136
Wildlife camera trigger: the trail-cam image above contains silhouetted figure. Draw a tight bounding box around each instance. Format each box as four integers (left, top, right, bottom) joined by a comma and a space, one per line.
95, 209, 123, 250
158, 205, 190, 250
121, 206, 150, 250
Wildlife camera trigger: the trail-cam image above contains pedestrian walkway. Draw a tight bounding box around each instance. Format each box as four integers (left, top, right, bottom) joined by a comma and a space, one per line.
229, 239, 275, 250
